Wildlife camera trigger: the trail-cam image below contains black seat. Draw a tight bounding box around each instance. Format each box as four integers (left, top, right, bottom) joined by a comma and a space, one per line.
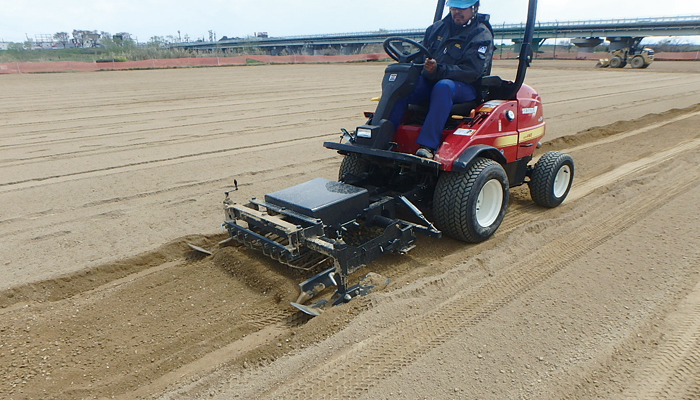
479, 75, 511, 102
400, 76, 510, 127
405, 75, 508, 117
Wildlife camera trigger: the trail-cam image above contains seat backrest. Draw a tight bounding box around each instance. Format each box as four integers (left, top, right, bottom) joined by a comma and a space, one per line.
477, 75, 508, 102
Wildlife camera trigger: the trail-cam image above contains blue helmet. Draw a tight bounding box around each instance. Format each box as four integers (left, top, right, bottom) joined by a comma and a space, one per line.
446, 0, 478, 8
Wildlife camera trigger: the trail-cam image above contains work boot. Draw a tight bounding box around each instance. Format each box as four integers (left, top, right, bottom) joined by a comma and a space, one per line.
416, 146, 434, 159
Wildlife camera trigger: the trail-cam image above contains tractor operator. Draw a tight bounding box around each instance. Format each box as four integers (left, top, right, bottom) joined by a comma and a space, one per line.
389, 0, 495, 159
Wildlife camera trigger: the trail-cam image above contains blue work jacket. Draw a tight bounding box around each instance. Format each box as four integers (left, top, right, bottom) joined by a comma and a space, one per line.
421, 13, 496, 85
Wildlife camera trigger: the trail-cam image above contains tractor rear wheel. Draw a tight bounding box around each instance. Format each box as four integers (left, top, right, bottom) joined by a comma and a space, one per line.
338, 154, 369, 182
529, 151, 574, 208
630, 56, 645, 69
433, 158, 509, 243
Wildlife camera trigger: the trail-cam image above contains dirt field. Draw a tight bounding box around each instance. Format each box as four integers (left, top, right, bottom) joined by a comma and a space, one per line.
1, 59, 700, 399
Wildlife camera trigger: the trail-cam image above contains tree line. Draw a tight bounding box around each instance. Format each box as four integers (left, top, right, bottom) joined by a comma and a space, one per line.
1, 30, 198, 62
8, 30, 192, 51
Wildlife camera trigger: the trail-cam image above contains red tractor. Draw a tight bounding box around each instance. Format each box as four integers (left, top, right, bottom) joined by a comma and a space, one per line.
223, 0, 573, 314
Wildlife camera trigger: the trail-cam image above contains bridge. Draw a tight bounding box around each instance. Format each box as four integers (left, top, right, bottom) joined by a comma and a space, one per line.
173, 15, 700, 55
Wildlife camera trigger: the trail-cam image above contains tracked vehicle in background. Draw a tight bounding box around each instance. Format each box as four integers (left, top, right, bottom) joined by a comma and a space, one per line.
221, 0, 574, 315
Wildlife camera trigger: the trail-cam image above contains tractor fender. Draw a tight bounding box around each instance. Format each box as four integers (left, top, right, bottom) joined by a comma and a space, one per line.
451, 144, 507, 172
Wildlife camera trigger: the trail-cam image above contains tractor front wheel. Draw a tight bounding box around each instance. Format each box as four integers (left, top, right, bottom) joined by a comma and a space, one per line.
609, 56, 626, 68
338, 154, 369, 182
529, 151, 575, 208
433, 158, 509, 243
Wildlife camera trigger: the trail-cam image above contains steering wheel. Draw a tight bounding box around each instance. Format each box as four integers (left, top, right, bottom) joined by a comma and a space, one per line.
383, 37, 431, 64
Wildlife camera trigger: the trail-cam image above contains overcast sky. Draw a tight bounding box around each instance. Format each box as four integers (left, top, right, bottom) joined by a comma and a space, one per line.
1, 0, 699, 43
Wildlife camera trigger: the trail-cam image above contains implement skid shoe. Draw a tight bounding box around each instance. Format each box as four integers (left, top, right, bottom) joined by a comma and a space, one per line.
187, 243, 213, 255
292, 272, 391, 316
290, 300, 327, 316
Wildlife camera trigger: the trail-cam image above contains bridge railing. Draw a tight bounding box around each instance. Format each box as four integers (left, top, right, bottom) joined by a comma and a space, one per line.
173, 15, 700, 49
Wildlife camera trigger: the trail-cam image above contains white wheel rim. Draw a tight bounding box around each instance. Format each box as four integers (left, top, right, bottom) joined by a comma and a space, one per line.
476, 179, 503, 227
553, 165, 571, 198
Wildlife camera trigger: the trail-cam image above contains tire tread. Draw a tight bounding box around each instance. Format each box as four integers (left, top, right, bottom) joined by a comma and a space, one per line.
530, 151, 574, 208
434, 158, 507, 243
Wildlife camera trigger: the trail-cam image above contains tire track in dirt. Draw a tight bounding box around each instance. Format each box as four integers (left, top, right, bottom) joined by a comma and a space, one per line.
557, 110, 700, 154
0, 119, 340, 169
0, 66, 375, 119
0, 98, 366, 189
371, 109, 700, 281
261, 140, 700, 399
567, 136, 700, 203
150, 113, 700, 398
0, 111, 695, 400
0, 148, 342, 297
0, 69, 373, 123
534, 68, 700, 139
616, 280, 700, 400
544, 77, 690, 106
3, 65, 700, 399
0, 99, 364, 165
0, 156, 339, 243
126, 324, 290, 400
0, 93, 370, 148
0, 152, 340, 291
0, 246, 302, 400
561, 89, 700, 122
0, 133, 340, 190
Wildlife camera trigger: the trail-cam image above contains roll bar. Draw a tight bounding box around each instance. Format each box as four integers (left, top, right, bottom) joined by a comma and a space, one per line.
507, 0, 538, 99
434, 0, 446, 23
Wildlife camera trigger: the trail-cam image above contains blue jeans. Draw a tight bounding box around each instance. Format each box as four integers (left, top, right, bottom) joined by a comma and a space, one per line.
389, 76, 477, 150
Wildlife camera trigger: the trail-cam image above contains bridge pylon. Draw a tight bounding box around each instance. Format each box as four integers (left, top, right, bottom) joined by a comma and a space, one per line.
571, 37, 604, 53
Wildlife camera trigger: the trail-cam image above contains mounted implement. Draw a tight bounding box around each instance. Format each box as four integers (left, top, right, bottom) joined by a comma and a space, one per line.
222, 0, 574, 315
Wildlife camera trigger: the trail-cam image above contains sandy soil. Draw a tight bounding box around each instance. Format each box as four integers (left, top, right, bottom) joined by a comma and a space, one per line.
1, 60, 700, 399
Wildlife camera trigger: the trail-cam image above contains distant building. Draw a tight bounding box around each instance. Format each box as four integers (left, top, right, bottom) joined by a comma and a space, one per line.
34, 34, 54, 49
0, 42, 9, 50
113, 32, 131, 42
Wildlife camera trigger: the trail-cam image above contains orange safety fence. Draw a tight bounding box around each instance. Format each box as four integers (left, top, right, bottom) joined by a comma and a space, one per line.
1, 51, 697, 74
0, 53, 390, 74
495, 51, 700, 61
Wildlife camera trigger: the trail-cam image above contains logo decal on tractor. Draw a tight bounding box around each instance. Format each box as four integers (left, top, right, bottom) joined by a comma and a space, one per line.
519, 126, 545, 142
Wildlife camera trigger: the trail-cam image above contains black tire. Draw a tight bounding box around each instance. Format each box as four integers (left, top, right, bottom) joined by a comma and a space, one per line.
433, 158, 509, 243
630, 56, 644, 69
338, 154, 370, 182
529, 151, 574, 208
609, 56, 625, 68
